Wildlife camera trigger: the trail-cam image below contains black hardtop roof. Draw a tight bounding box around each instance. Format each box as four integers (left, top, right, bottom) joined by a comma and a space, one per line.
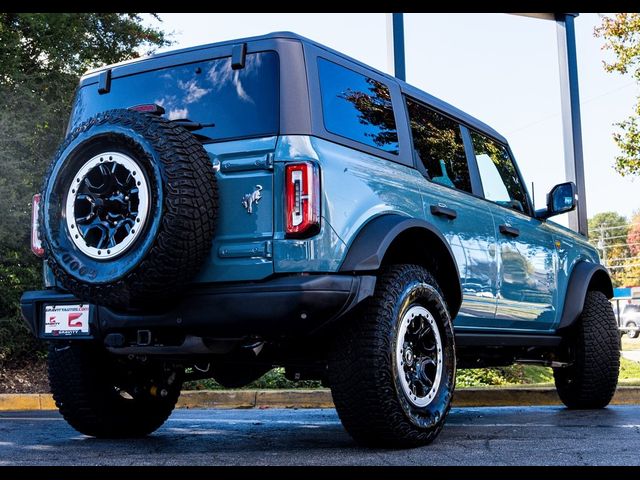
84, 31, 508, 145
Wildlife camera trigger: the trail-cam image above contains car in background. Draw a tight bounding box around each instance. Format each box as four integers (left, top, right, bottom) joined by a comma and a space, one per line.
621, 304, 640, 338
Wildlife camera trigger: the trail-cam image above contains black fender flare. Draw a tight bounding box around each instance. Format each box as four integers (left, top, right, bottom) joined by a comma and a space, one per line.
339, 214, 462, 318
557, 261, 614, 330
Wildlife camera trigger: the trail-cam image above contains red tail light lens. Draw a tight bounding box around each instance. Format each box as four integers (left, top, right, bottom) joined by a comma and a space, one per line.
31, 194, 44, 257
285, 162, 320, 237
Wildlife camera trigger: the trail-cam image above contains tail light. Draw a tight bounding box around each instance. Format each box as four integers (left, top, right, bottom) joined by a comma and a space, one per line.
31, 193, 44, 257
285, 162, 320, 237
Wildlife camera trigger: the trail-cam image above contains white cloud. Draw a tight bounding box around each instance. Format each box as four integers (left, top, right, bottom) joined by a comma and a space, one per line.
178, 79, 210, 104
168, 108, 189, 120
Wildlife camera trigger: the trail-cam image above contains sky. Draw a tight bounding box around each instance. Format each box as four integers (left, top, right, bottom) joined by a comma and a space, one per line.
143, 13, 639, 225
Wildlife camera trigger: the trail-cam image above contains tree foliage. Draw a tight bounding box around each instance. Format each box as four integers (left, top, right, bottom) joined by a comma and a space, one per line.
340, 78, 398, 153
628, 210, 640, 257
0, 14, 169, 361
589, 211, 640, 287
595, 13, 640, 177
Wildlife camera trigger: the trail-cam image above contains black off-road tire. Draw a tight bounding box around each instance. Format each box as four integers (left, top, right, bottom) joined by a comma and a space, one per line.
554, 290, 620, 409
328, 264, 456, 448
48, 343, 183, 438
40, 109, 217, 309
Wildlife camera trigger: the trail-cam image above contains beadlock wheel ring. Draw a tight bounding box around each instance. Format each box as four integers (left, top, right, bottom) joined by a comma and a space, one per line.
64, 151, 150, 260
395, 305, 444, 408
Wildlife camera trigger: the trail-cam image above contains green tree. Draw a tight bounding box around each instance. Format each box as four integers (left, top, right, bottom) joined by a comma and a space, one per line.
0, 14, 169, 362
595, 13, 640, 177
589, 211, 631, 287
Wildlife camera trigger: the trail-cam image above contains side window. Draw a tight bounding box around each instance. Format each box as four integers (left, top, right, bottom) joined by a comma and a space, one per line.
405, 97, 472, 193
471, 131, 530, 215
318, 58, 399, 154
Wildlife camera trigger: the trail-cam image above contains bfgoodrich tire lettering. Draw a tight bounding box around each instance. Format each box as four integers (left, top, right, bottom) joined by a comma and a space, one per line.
554, 290, 620, 409
328, 264, 456, 448
40, 109, 217, 308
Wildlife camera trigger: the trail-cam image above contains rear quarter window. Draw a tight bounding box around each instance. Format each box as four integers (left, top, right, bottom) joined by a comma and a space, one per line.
317, 58, 399, 154
70, 51, 279, 142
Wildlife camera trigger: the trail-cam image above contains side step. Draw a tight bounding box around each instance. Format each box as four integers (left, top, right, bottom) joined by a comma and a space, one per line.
455, 333, 562, 347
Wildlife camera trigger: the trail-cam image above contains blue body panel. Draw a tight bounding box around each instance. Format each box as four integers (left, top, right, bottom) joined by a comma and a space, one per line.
194, 137, 278, 283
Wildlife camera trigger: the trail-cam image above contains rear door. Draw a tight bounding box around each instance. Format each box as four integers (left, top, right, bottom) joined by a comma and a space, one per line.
404, 97, 499, 326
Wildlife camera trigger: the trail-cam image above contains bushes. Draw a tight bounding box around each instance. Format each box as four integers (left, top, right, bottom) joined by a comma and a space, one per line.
184, 368, 323, 390
456, 365, 554, 387
183, 365, 557, 390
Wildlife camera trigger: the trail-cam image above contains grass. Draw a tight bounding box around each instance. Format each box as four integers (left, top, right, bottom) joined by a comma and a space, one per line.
183, 335, 640, 390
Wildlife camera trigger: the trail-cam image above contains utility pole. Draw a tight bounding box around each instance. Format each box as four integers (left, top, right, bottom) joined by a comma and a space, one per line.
597, 224, 608, 268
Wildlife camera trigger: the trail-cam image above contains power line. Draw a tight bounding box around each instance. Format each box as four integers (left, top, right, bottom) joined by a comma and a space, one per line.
590, 242, 640, 250
506, 81, 636, 135
608, 264, 640, 270
591, 222, 640, 233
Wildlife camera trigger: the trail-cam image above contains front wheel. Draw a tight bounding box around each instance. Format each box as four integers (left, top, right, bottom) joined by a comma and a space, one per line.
48, 343, 183, 438
328, 264, 456, 448
554, 290, 620, 409
626, 322, 639, 339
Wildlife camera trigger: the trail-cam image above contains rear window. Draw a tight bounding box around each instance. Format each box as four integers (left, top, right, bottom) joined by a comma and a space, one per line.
318, 58, 399, 154
71, 51, 279, 142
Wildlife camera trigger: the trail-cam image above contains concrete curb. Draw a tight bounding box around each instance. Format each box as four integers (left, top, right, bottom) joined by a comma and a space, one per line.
1, 386, 640, 411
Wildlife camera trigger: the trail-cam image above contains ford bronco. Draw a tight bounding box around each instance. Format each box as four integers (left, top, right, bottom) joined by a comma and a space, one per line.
20, 32, 619, 448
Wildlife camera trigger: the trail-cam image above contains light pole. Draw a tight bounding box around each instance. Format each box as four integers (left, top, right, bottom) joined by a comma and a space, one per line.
386, 13, 589, 237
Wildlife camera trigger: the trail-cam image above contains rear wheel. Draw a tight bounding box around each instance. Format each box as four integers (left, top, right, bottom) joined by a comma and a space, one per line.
626, 322, 639, 339
48, 343, 182, 438
554, 290, 620, 409
328, 264, 456, 448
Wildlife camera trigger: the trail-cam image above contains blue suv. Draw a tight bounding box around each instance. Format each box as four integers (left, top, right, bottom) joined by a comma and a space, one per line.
21, 32, 620, 447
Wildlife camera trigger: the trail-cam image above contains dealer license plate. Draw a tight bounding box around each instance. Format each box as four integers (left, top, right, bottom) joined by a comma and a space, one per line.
44, 304, 90, 336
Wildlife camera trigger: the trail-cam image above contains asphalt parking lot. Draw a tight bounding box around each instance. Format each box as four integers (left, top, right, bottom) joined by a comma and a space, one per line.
1, 406, 640, 466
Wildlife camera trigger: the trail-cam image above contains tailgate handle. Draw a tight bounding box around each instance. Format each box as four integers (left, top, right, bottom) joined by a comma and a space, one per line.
430, 204, 457, 220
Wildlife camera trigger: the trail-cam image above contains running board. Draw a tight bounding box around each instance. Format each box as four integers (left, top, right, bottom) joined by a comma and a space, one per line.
455, 333, 562, 347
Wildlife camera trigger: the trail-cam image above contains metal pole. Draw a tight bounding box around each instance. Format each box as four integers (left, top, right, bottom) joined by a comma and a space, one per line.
556, 13, 588, 236
386, 13, 406, 80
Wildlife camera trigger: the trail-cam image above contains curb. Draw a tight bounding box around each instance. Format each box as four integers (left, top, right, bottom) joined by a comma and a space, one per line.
2, 387, 640, 411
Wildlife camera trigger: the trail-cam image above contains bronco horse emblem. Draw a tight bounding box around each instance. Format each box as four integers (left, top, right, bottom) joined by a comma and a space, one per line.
241, 185, 263, 214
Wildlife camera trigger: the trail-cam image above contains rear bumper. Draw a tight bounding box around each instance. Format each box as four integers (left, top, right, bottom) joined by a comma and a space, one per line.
20, 274, 376, 347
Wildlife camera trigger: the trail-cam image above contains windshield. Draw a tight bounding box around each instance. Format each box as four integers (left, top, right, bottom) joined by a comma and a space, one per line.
70, 51, 279, 142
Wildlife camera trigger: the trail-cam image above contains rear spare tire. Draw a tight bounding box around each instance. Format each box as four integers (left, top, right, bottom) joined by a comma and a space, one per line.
40, 109, 217, 308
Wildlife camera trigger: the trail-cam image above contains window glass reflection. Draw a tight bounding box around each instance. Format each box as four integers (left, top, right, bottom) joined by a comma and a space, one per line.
471, 131, 529, 214
406, 98, 472, 193
318, 58, 398, 154
71, 52, 279, 142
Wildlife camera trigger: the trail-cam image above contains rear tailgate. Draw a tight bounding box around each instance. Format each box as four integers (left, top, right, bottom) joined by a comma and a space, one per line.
196, 138, 275, 282
69, 49, 281, 283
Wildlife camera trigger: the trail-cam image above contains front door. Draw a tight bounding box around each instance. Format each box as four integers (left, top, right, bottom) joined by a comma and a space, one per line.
469, 131, 557, 331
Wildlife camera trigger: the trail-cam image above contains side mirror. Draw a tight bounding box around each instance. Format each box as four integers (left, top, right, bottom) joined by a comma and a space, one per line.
535, 181, 577, 220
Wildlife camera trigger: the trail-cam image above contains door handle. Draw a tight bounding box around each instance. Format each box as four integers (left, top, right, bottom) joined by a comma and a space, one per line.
499, 224, 520, 237
430, 204, 457, 220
